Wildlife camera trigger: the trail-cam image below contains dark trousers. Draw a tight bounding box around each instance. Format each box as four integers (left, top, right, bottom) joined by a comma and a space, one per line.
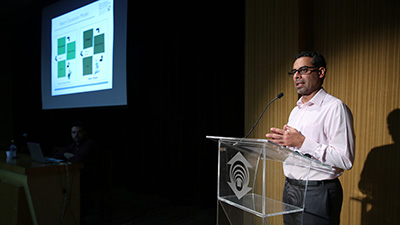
283, 177, 343, 225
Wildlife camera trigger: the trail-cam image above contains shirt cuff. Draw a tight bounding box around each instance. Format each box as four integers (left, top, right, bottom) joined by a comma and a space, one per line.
300, 137, 321, 160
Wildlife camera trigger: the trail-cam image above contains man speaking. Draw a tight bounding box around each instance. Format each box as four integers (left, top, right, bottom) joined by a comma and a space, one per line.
266, 51, 355, 225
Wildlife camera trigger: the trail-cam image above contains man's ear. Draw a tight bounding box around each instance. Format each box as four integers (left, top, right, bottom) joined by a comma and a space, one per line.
318, 67, 326, 79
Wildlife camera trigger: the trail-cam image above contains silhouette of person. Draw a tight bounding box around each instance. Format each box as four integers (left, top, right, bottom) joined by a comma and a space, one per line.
359, 109, 400, 225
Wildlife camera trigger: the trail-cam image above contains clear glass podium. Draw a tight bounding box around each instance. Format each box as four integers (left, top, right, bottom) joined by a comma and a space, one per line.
206, 136, 332, 225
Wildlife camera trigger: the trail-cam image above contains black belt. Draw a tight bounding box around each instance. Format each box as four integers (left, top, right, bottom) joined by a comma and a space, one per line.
286, 177, 339, 186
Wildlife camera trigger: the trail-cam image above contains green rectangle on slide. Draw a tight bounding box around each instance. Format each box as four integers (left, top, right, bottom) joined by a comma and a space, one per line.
57, 37, 66, 55
83, 29, 93, 49
67, 42, 76, 60
94, 34, 105, 54
58, 60, 66, 78
83, 56, 92, 75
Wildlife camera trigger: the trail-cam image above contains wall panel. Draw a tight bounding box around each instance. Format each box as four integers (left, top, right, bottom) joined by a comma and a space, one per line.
246, 0, 400, 224
245, 1, 298, 224
314, 1, 400, 224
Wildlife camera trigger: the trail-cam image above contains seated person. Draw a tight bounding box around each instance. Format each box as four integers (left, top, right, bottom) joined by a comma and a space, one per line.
54, 121, 96, 162
54, 121, 105, 192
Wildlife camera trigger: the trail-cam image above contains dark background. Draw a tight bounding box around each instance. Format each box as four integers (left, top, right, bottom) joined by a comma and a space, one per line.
2, 0, 245, 207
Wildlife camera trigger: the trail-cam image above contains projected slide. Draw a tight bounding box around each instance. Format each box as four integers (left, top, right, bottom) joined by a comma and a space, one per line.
51, 0, 113, 96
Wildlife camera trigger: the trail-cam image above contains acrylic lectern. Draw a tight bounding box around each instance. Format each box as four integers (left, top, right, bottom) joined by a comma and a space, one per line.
207, 136, 332, 225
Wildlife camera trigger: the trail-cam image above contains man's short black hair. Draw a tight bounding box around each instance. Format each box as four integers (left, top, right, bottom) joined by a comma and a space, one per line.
72, 121, 87, 130
294, 51, 327, 69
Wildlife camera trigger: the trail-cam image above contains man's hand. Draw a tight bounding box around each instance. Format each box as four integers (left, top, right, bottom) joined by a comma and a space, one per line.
64, 152, 75, 159
265, 125, 305, 148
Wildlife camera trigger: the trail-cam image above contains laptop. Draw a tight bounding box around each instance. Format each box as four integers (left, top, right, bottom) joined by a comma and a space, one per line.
27, 142, 63, 163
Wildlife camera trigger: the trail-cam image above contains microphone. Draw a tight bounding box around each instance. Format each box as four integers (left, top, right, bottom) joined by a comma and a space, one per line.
244, 92, 284, 139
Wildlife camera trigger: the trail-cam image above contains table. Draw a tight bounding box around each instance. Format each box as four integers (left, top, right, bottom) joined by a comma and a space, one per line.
0, 152, 82, 225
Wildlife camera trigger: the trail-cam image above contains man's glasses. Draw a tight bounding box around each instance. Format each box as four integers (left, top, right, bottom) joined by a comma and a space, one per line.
288, 66, 318, 76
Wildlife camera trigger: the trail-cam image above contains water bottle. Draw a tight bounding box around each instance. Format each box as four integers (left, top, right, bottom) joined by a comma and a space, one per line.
10, 140, 17, 158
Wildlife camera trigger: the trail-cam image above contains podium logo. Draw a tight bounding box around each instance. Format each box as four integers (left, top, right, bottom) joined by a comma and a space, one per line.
227, 152, 252, 200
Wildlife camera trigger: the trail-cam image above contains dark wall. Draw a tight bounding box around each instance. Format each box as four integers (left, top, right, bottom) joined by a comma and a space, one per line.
5, 0, 245, 205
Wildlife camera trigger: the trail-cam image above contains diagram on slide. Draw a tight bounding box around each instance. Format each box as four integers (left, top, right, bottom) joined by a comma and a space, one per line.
51, 0, 113, 96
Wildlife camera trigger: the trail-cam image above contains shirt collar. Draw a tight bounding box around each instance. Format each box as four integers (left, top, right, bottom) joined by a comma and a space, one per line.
297, 88, 327, 108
